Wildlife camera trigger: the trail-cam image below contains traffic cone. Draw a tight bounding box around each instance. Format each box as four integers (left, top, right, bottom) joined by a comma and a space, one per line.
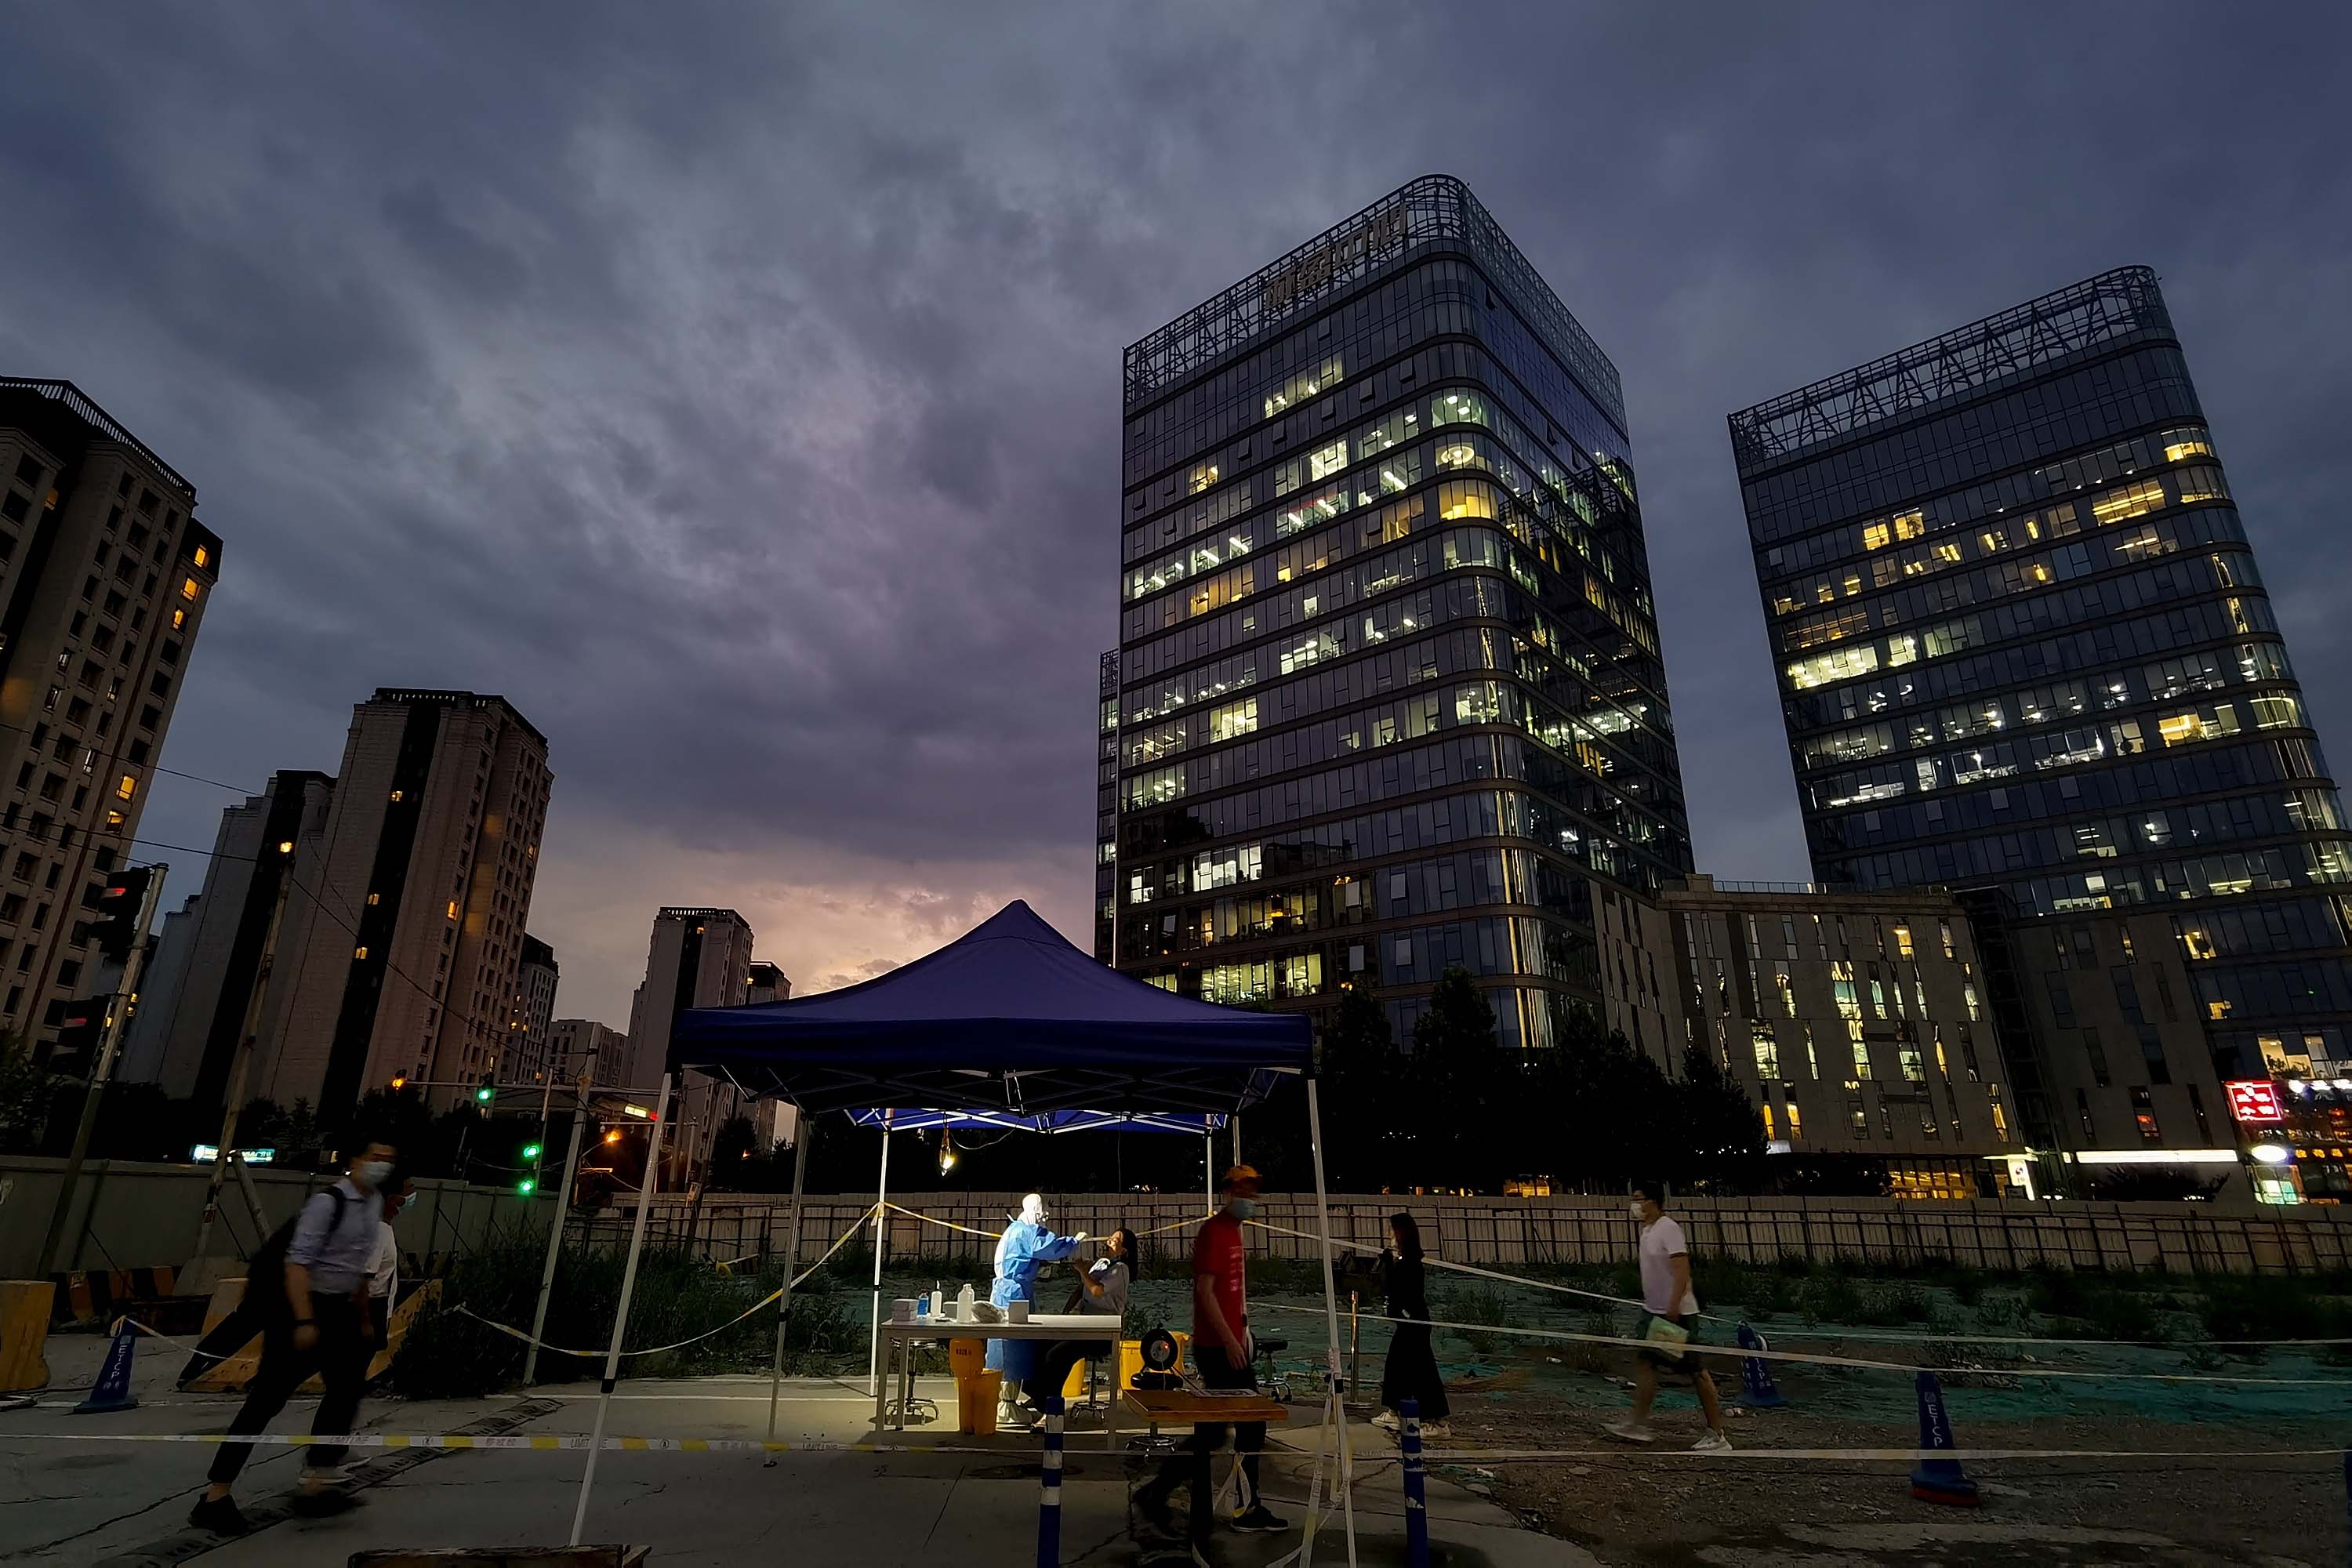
1907, 1370, 1977, 1505
1736, 1322, 1784, 1408
74, 1318, 140, 1414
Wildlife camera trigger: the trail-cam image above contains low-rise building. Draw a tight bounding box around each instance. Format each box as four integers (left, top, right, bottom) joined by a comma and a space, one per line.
1657, 876, 2025, 1198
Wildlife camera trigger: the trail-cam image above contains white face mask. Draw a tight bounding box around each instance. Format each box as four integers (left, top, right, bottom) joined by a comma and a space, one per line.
1628, 1200, 1646, 1221
356, 1160, 393, 1192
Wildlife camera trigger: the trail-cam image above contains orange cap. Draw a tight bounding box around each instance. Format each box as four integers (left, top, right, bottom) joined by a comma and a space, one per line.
1221, 1163, 1262, 1193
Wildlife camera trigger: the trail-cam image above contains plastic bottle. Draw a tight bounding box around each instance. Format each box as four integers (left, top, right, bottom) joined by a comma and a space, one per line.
957, 1282, 977, 1323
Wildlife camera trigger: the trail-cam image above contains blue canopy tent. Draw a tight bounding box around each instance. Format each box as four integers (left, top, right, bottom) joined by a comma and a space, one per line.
564, 901, 1357, 1559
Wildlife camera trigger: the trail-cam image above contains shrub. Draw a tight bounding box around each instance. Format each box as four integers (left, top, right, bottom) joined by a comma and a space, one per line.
1446, 1285, 1511, 1359
394, 1233, 850, 1399
1798, 1272, 1862, 1327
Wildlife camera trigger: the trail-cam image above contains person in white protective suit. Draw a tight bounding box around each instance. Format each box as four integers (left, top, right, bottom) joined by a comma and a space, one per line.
985, 1192, 1084, 1428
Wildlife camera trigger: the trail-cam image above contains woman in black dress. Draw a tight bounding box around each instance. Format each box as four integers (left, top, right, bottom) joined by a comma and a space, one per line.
1374, 1212, 1449, 1436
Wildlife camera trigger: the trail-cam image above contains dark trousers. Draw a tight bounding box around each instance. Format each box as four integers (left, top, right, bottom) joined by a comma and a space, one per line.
179, 1301, 263, 1388
1029, 1338, 1109, 1412
1138, 1344, 1264, 1541
207, 1296, 370, 1486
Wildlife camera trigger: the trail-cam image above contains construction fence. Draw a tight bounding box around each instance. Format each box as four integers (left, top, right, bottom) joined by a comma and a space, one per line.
572, 1189, 2352, 1279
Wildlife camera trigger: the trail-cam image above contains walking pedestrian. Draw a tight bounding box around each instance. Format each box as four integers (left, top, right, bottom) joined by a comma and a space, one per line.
1372, 1212, 1449, 1437
1606, 1179, 1730, 1451
1133, 1165, 1288, 1542
187, 1142, 398, 1534
366, 1171, 412, 1348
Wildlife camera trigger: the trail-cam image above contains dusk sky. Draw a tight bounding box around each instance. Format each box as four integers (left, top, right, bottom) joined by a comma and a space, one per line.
3, 5, 2347, 1029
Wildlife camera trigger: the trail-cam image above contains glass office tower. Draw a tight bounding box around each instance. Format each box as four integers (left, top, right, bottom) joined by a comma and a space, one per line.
1104, 176, 1692, 1051
1730, 267, 2352, 1112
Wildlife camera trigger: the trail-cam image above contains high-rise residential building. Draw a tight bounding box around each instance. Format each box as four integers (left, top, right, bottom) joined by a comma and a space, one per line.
0, 379, 222, 1060
114, 769, 336, 1107
1105, 176, 1693, 1050
260, 689, 552, 1112
1730, 267, 2352, 1178
625, 906, 757, 1171
746, 960, 790, 1004
547, 1018, 626, 1087
506, 934, 559, 1083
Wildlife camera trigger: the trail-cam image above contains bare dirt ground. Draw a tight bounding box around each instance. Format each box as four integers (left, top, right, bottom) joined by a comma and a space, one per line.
1392, 1362, 2340, 1566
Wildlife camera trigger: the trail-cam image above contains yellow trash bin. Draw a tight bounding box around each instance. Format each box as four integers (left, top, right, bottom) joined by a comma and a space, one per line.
960, 1369, 1001, 1436
949, 1336, 986, 1385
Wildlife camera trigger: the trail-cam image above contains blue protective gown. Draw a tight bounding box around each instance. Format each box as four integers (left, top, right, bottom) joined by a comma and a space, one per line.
984, 1218, 1080, 1380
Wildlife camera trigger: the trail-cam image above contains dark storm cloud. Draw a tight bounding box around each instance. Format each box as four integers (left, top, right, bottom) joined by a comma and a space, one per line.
3, 2, 2347, 1016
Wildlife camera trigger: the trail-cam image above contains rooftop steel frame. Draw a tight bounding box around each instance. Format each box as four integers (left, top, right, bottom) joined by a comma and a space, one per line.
0, 376, 196, 497
1726, 267, 2171, 477
1123, 175, 1624, 435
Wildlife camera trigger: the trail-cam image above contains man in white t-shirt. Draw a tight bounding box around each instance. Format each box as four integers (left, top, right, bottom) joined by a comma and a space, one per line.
1607, 1179, 1730, 1451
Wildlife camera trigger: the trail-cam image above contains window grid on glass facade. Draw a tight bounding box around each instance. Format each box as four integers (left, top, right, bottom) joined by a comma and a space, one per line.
1103, 178, 1693, 1050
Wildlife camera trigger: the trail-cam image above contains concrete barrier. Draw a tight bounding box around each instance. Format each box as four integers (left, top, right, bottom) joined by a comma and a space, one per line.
0, 1279, 53, 1392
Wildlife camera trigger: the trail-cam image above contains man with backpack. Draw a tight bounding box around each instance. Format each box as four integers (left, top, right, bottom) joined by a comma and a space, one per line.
187, 1141, 397, 1534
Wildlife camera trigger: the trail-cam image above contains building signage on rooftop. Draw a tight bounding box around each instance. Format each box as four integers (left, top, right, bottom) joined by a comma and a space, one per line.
1264, 207, 1410, 314
2226, 1079, 2285, 1124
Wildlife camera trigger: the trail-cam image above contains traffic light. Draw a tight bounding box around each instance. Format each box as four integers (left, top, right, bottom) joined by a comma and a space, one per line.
521, 1142, 543, 1162
474, 1073, 495, 1105
90, 867, 152, 964
390, 1075, 407, 1092
54, 1000, 104, 1059
517, 1176, 536, 1196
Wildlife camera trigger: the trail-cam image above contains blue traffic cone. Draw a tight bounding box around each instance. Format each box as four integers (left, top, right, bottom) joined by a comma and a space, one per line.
74, 1318, 140, 1414
1908, 1370, 1977, 1505
1736, 1322, 1785, 1408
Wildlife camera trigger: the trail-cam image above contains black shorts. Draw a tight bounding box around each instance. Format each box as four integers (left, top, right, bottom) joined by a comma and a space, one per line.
1636, 1312, 1704, 1376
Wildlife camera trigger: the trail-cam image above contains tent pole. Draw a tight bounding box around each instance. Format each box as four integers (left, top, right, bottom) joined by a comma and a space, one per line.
570, 1072, 673, 1546
868, 1112, 893, 1398
1204, 1131, 1214, 1213
765, 1113, 814, 1446
1232, 1115, 1241, 1171
1304, 1074, 1358, 1567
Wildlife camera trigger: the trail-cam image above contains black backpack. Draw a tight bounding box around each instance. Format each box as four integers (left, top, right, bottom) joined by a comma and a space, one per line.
241, 1186, 349, 1318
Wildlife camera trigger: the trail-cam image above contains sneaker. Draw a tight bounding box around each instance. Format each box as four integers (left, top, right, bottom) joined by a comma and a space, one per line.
1603, 1420, 1657, 1445
1133, 1489, 1182, 1541
1231, 1503, 1289, 1534
1690, 1429, 1733, 1453
1420, 1421, 1450, 1441
187, 1495, 249, 1535
996, 1403, 1034, 1431
1371, 1410, 1400, 1432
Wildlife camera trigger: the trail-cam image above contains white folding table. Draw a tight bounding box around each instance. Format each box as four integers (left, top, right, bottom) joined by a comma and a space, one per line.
875, 1312, 1123, 1450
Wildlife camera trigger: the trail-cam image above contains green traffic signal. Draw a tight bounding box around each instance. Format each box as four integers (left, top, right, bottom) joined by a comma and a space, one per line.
521, 1143, 543, 1161
517, 1178, 536, 1196
475, 1084, 495, 1103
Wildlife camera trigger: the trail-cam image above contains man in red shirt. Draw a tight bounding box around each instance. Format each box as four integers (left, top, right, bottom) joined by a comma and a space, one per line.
1134, 1164, 1287, 1541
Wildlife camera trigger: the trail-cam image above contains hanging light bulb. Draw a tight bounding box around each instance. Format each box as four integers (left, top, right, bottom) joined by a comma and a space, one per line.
938, 1132, 958, 1174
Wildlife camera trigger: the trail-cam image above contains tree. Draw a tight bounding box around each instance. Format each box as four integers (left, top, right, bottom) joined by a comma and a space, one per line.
0, 1034, 69, 1154
1527, 1002, 1675, 1192
1409, 968, 1512, 1192
1675, 1040, 1768, 1194
1318, 982, 1400, 1189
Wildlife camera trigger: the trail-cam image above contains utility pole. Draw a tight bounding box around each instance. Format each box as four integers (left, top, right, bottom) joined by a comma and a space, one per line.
187, 841, 298, 1283
35, 864, 168, 1278
525, 1037, 601, 1385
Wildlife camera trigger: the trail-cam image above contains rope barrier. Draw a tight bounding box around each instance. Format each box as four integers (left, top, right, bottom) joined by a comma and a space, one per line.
453, 1205, 877, 1361
1239, 1216, 2352, 1352
1252, 1301, 2352, 1386
2, 1428, 2338, 1468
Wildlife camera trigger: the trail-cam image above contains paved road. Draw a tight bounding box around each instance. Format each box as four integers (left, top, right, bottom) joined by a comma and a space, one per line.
4, 1332, 1576, 1566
